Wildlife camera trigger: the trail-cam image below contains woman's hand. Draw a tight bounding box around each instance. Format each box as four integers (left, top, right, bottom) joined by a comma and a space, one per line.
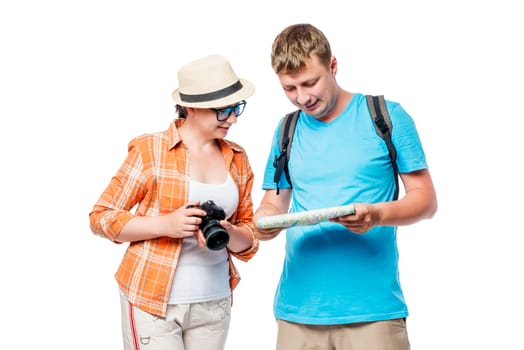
163, 202, 207, 247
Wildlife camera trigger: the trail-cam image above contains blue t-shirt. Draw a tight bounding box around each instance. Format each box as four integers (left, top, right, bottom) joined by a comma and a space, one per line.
262, 93, 427, 325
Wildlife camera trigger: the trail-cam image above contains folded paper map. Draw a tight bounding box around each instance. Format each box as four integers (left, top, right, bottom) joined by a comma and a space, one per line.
255, 204, 355, 229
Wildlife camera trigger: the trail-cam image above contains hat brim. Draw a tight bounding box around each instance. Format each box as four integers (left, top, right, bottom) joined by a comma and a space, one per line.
172, 78, 255, 108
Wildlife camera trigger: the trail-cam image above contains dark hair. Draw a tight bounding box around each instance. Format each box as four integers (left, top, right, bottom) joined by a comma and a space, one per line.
175, 104, 188, 119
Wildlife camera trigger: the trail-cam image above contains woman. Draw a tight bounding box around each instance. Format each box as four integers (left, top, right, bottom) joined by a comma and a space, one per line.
89, 54, 258, 350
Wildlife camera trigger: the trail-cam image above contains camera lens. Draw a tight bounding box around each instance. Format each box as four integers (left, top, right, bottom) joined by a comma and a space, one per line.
202, 221, 230, 250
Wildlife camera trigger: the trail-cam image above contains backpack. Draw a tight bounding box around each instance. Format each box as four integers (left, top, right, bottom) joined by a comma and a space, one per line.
272, 95, 400, 200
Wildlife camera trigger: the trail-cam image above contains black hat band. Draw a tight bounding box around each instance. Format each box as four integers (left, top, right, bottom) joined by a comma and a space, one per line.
180, 80, 243, 103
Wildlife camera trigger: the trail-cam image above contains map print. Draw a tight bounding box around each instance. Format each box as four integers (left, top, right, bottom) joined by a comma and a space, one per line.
255, 204, 356, 229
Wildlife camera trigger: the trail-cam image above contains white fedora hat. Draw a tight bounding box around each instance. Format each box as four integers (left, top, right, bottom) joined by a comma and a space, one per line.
172, 54, 255, 108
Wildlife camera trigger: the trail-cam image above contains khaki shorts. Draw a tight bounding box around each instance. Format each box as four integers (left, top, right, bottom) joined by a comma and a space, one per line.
121, 294, 231, 350
276, 318, 410, 350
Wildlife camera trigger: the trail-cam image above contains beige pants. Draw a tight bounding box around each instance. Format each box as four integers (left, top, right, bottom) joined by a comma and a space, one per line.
120, 295, 231, 350
276, 318, 410, 350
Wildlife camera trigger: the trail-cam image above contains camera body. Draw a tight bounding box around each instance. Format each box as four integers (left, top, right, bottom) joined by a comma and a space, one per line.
188, 200, 229, 250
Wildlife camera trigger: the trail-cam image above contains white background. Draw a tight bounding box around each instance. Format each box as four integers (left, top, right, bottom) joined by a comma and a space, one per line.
1, 0, 523, 349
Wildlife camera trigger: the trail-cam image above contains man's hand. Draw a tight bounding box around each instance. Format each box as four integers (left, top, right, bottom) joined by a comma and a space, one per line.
253, 188, 292, 241
330, 203, 377, 234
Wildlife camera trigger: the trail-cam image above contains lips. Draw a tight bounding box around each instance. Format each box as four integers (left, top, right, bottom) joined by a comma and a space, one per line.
303, 99, 319, 109
303, 100, 318, 112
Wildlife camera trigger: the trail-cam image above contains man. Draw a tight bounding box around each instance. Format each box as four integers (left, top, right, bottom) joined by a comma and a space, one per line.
254, 23, 437, 350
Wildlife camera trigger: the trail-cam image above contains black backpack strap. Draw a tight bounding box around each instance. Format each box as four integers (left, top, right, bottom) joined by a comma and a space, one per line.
366, 95, 400, 200
273, 110, 300, 194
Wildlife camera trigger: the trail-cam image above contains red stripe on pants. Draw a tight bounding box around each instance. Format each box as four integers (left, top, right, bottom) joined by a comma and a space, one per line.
128, 302, 140, 350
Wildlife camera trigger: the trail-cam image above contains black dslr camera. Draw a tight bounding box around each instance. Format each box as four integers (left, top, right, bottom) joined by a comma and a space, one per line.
187, 200, 229, 250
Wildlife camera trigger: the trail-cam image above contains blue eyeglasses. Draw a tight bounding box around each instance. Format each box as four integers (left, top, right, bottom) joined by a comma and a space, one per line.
210, 100, 247, 122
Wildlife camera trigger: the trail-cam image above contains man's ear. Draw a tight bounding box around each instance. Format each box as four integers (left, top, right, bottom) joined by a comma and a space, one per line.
330, 56, 338, 75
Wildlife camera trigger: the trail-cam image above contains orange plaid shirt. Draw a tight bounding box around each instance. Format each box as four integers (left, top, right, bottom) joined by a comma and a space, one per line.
89, 118, 258, 317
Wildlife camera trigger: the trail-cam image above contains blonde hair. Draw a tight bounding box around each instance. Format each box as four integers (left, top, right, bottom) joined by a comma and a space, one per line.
271, 23, 332, 74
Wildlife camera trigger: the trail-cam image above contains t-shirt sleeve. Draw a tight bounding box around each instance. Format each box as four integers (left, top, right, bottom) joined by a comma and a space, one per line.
387, 101, 428, 173
261, 118, 292, 190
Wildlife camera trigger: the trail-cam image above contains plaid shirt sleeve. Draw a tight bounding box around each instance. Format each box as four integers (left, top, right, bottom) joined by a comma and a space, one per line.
223, 141, 259, 291
89, 139, 148, 241
229, 150, 259, 261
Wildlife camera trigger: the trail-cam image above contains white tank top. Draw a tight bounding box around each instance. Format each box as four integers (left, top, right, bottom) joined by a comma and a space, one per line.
168, 173, 239, 304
